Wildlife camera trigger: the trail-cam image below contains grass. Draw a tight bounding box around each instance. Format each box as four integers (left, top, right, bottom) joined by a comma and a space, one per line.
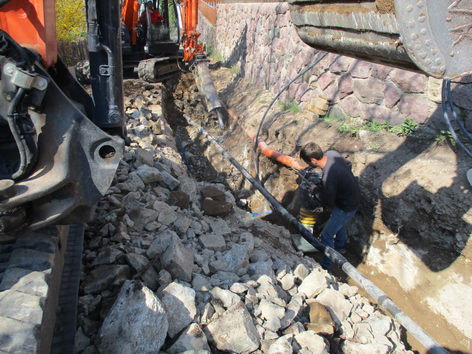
369, 139, 382, 152
329, 117, 418, 137
230, 65, 240, 76
323, 115, 344, 123
278, 100, 301, 113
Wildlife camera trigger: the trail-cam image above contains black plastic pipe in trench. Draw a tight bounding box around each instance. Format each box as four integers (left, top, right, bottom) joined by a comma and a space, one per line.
184, 115, 449, 354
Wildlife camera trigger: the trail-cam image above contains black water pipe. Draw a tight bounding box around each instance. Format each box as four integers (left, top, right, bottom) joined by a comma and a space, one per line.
176, 134, 192, 174
442, 80, 472, 159
184, 114, 450, 354
445, 80, 472, 143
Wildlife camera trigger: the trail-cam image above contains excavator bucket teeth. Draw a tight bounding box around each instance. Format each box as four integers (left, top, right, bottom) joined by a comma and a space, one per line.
193, 61, 224, 129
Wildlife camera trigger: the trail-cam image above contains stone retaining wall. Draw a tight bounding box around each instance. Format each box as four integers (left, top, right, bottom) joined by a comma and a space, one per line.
198, 2, 472, 130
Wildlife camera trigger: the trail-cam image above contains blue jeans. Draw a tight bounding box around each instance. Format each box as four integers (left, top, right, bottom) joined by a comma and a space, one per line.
319, 206, 357, 271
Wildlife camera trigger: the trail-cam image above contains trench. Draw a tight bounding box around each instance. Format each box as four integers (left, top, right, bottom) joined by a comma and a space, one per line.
161, 68, 471, 354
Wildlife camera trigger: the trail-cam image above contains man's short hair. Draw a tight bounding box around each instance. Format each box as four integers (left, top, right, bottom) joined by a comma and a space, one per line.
300, 142, 324, 162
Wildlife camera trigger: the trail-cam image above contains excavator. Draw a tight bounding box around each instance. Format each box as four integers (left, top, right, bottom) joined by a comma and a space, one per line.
0, 0, 223, 237
121, 0, 224, 126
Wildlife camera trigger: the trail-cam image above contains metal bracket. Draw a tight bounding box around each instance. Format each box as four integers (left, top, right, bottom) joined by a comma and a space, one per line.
99, 65, 111, 76
3, 63, 48, 91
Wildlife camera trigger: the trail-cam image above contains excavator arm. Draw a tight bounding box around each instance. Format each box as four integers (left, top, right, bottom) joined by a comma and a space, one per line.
288, 0, 472, 79
0, 0, 124, 236
180, 0, 205, 62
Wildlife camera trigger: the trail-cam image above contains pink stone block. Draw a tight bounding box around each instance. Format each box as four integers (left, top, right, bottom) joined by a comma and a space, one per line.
353, 78, 385, 105
330, 56, 353, 74
338, 74, 353, 100
340, 96, 362, 118
398, 95, 430, 123
371, 64, 392, 80
391, 70, 426, 93
351, 61, 373, 79
384, 83, 402, 109
318, 71, 335, 91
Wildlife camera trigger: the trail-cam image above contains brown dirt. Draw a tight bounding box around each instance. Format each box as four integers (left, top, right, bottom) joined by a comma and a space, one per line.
157, 65, 472, 353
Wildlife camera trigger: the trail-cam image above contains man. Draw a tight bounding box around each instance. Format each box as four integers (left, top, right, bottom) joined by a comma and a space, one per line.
138, 1, 164, 26
299, 142, 361, 271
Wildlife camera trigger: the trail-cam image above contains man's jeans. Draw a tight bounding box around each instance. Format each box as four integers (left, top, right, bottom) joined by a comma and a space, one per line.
319, 206, 357, 271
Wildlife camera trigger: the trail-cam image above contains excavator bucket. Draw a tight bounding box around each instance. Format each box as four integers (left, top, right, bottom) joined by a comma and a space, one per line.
193, 61, 225, 129
288, 0, 472, 79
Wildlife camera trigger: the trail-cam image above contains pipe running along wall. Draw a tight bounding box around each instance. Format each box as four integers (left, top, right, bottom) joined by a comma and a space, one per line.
223, 103, 306, 171
184, 115, 449, 354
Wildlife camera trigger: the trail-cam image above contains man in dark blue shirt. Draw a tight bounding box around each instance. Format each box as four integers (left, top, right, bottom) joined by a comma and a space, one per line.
300, 142, 361, 271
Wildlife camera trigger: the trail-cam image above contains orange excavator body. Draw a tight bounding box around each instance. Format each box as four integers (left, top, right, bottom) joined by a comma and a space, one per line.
0, 0, 57, 68
180, 0, 207, 62
122, 0, 140, 45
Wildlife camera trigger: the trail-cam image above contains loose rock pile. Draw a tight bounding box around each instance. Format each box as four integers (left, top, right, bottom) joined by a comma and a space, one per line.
76, 79, 413, 354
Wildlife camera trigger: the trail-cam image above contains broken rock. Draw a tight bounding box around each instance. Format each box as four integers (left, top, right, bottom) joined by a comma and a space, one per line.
82, 265, 130, 295
166, 323, 211, 354
160, 282, 197, 338
160, 234, 194, 282
96, 280, 168, 354
205, 302, 260, 353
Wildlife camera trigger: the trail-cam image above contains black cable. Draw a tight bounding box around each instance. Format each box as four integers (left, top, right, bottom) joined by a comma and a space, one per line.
446, 79, 472, 142
7, 88, 28, 179
253, 52, 328, 181
442, 79, 472, 159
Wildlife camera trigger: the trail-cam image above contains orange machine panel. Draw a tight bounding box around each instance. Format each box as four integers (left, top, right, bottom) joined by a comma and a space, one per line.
0, 0, 57, 68
122, 0, 140, 45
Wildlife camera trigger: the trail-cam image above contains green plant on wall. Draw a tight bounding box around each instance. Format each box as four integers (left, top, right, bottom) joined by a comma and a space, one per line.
459, 107, 469, 123
399, 119, 417, 136
56, 0, 87, 42
278, 100, 301, 113
435, 130, 456, 146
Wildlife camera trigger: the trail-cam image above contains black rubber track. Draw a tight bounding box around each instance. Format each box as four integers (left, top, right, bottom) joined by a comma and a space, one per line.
50, 224, 84, 354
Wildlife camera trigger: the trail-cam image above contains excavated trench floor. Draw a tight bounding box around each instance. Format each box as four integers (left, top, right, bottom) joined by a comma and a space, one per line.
155, 65, 472, 354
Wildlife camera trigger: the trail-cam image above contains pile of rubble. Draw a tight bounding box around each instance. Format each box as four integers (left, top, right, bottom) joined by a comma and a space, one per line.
75, 79, 413, 354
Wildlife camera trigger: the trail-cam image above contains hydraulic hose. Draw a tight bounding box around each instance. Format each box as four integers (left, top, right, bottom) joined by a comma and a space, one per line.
442, 80, 472, 159
7, 88, 28, 180
253, 51, 328, 180
98, 44, 121, 125
184, 114, 449, 354
224, 103, 305, 171
445, 80, 472, 143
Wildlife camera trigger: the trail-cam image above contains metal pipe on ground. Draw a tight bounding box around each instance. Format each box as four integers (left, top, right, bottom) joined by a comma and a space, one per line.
223, 103, 306, 171
184, 114, 449, 354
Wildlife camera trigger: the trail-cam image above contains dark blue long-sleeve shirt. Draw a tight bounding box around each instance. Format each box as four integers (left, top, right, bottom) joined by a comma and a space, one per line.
312, 150, 361, 212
